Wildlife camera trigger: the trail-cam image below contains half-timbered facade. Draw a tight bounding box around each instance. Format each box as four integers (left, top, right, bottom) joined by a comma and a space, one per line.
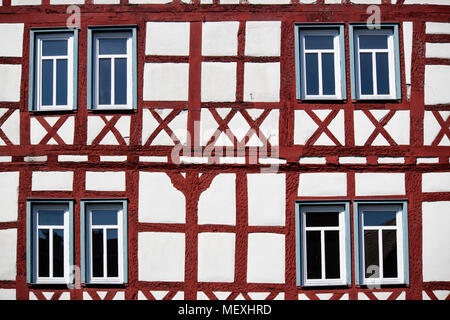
0, 0, 449, 301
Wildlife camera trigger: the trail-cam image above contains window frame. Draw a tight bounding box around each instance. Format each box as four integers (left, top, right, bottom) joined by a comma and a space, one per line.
26, 199, 74, 284
295, 24, 346, 101
349, 24, 401, 101
29, 28, 78, 112
87, 26, 137, 111
80, 199, 128, 285
354, 200, 409, 286
295, 201, 351, 287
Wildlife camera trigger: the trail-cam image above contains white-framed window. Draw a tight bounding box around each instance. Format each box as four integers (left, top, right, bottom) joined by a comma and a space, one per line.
356, 202, 408, 286
33, 32, 75, 111
353, 28, 398, 100
296, 203, 350, 287
83, 201, 126, 284
295, 25, 346, 100
92, 31, 133, 109
28, 202, 72, 284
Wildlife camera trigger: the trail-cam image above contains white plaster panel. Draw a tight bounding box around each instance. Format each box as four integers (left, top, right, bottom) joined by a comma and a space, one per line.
198, 233, 235, 283
0, 229, 17, 281
100, 156, 127, 162
403, 22, 413, 95
426, 22, 450, 34
0, 65, 21, 102
201, 62, 237, 102
32, 171, 73, 191
12, 0, 41, 4
299, 157, 326, 164
50, 0, 84, 3
247, 0, 290, 3
247, 173, 285, 226
93, 0, 120, 3
129, 0, 171, 3
350, 0, 381, 3
258, 109, 279, 146
85, 171, 125, 191
404, 0, 450, 4
145, 22, 190, 56
198, 174, 235, 225
424, 111, 450, 146
202, 21, 239, 56
138, 232, 185, 282
294, 110, 318, 145
58, 155, 88, 162
422, 172, 450, 192
339, 157, 367, 164
298, 173, 347, 197
378, 157, 405, 164
0, 24, 24, 56
0, 172, 19, 223
143, 63, 189, 101
426, 43, 450, 59
139, 172, 186, 223
425, 65, 450, 105
0, 289, 15, 300
417, 157, 439, 164
384, 111, 410, 145
243, 62, 280, 102
422, 202, 450, 282
0, 109, 19, 145
245, 21, 281, 57
354, 110, 376, 146
355, 173, 405, 196
247, 233, 285, 283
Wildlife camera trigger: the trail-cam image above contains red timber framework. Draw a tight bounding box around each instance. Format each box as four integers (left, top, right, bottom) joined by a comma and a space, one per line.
0, 1, 449, 301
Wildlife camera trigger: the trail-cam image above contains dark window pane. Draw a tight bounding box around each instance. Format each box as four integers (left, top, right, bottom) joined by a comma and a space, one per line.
305, 53, 319, 95
56, 59, 68, 105
92, 229, 104, 277
42, 40, 68, 56
359, 35, 388, 49
322, 53, 335, 95
324, 230, 340, 279
38, 210, 64, 226
38, 229, 49, 277
376, 52, 390, 95
305, 36, 334, 50
382, 230, 398, 278
306, 231, 321, 279
306, 212, 339, 227
107, 229, 118, 277
364, 211, 396, 226
99, 58, 111, 105
360, 52, 373, 95
364, 230, 379, 278
92, 210, 118, 225
53, 229, 64, 277
114, 58, 127, 105
99, 38, 127, 55
41, 59, 53, 106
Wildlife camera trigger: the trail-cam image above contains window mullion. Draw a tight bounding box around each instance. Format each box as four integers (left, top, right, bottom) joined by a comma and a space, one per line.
49, 226, 54, 278
378, 228, 383, 281
318, 52, 323, 96
111, 57, 115, 106
320, 229, 325, 280
103, 226, 108, 279
371, 52, 378, 96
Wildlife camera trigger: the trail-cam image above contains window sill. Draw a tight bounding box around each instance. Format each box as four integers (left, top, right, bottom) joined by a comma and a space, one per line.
88, 108, 137, 114
29, 109, 77, 115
